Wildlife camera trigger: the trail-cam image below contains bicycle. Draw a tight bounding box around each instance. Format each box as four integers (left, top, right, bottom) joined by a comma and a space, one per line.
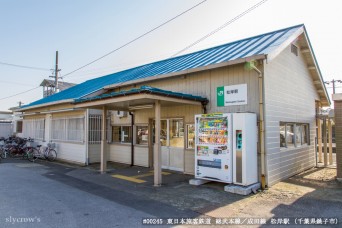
29, 142, 57, 162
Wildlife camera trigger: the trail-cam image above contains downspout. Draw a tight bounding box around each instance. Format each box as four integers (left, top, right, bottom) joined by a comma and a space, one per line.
251, 63, 267, 189
202, 100, 208, 114
129, 112, 134, 166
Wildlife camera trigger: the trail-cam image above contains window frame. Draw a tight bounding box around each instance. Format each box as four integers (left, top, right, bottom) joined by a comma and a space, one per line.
23, 118, 45, 140
111, 125, 132, 144
186, 124, 195, 149
136, 125, 149, 146
280, 122, 309, 149
51, 116, 85, 143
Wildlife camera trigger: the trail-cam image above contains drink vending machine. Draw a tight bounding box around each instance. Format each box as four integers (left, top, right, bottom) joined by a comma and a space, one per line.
195, 113, 257, 185
195, 113, 233, 183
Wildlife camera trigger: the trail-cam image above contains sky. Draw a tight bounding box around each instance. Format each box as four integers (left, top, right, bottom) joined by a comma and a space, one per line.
0, 0, 341, 111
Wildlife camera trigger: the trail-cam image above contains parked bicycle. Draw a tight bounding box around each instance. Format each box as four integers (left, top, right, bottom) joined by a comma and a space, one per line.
28, 142, 57, 162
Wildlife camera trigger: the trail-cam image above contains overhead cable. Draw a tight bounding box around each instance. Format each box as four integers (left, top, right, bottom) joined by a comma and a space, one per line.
172, 0, 269, 57
0, 61, 51, 71
62, 0, 208, 78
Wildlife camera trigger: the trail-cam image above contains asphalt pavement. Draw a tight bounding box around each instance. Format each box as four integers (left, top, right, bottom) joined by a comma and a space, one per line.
0, 159, 197, 228
1, 158, 341, 228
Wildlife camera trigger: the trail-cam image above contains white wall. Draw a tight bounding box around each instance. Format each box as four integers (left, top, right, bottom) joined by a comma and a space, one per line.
264, 44, 319, 186
0, 122, 13, 138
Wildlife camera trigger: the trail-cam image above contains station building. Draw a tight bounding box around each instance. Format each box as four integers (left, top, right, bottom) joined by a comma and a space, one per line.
18, 24, 330, 187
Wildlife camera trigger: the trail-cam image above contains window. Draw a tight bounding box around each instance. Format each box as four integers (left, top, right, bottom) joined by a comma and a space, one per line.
302, 125, 308, 144
286, 124, 294, 147
51, 117, 84, 142
280, 123, 286, 147
136, 126, 148, 145
112, 126, 132, 143
16, 120, 23, 133
88, 115, 102, 144
23, 118, 45, 140
280, 122, 309, 148
186, 124, 195, 149
152, 118, 184, 147
295, 125, 301, 145
169, 119, 184, 148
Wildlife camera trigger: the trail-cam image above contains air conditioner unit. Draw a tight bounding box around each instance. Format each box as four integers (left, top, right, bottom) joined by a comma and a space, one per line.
116, 111, 127, 118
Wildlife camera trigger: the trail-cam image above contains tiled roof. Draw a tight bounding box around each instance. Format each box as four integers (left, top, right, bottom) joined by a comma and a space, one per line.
23, 24, 304, 109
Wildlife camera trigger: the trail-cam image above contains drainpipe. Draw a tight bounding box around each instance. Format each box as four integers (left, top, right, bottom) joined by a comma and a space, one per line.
202, 100, 208, 114
251, 63, 267, 189
129, 112, 134, 166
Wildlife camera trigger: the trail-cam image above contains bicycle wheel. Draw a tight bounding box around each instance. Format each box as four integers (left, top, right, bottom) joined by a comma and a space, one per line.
27, 148, 39, 162
47, 149, 57, 161
9, 149, 17, 158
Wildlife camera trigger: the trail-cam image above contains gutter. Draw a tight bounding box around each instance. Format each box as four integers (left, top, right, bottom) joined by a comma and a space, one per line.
251, 62, 267, 189
21, 108, 85, 116
18, 99, 74, 112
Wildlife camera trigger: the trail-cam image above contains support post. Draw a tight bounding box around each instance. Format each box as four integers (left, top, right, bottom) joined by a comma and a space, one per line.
154, 100, 162, 186
317, 119, 322, 163
323, 117, 328, 167
100, 106, 107, 173
328, 119, 333, 165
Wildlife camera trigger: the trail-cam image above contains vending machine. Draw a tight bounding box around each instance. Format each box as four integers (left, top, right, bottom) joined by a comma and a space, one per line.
195, 113, 233, 183
195, 113, 258, 185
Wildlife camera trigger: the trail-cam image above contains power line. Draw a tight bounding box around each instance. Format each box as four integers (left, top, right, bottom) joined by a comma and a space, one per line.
172, 0, 269, 57
0, 80, 35, 87
112, 0, 269, 89
0, 86, 40, 101
0, 1, 207, 102
0, 61, 51, 71
63, 0, 207, 78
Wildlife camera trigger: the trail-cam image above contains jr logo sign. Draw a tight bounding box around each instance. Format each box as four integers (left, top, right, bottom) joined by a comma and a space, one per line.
217, 87, 225, 107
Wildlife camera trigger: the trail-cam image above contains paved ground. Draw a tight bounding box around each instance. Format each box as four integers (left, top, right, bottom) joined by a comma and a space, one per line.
0, 158, 341, 227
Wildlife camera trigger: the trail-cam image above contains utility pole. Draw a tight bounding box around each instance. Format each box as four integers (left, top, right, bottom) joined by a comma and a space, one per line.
325, 79, 342, 94
49, 51, 61, 93
55, 51, 59, 92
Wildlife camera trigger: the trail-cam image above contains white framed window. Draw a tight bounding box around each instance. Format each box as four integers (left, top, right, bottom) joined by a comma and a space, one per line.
280, 122, 309, 148
136, 125, 148, 145
23, 118, 45, 140
51, 116, 84, 143
112, 125, 132, 143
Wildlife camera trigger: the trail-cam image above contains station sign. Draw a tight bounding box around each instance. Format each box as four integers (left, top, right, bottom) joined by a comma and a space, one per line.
217, 84, 247, 106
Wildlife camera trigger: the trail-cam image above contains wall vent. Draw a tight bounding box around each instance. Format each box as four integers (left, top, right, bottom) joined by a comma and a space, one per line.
291, 44, 298, 56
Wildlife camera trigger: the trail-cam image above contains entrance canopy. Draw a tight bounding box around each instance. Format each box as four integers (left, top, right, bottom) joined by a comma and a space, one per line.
73, 86, 208, 109
73, 85, 208, 186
